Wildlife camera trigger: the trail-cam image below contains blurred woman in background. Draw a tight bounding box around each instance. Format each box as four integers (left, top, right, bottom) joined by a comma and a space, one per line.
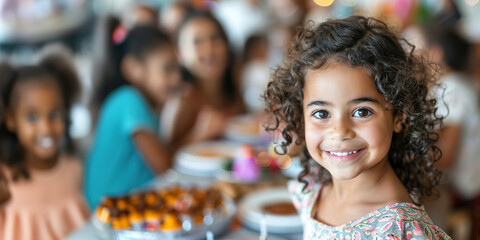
163, 10, 244, 146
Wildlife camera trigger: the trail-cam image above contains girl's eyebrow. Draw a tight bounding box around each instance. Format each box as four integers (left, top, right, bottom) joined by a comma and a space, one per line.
306, 97, 379, 108
307, 100, 331, 107
351, 97, 380, 104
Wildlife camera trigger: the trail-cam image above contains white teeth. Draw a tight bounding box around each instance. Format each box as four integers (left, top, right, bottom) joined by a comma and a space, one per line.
38, 137, 54, 148
329, 150, 358, 156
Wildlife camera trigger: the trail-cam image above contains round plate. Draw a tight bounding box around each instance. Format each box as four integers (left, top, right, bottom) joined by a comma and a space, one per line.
174, 141, 240, 177
238, 187, 303, 234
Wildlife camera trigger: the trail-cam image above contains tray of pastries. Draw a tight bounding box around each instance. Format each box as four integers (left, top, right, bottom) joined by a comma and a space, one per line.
92, 185, 236, 240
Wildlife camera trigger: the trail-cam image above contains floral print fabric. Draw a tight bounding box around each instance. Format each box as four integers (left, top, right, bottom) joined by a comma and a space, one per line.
288, 180, 451, 240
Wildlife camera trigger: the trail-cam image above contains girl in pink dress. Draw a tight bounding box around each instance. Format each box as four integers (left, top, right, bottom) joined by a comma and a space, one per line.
0, 51, 89, 240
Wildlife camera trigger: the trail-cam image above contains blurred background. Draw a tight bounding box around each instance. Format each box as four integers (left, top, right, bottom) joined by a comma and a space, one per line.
1, 0, 478, 144
1, 0, 479, 144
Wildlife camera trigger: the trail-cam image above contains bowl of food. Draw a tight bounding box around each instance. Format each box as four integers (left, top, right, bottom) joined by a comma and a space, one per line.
238, 187, 302, 234
174, 141, 240, 177
92, 185, 236, 240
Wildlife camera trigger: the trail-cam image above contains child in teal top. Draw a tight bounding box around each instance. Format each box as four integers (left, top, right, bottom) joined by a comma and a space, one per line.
263, 16, 451, 239
85, 22, 180, 209
86, 86, 158, 208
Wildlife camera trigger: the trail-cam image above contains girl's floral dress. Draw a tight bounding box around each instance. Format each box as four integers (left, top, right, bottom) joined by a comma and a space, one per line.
288, 180, 451, 240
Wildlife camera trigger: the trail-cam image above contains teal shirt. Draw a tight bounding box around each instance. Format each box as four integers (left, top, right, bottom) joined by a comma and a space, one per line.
85, 86, 158, 209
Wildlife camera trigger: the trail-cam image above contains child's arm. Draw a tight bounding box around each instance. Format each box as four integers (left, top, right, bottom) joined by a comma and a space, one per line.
0, 167, 11, 206
161, 91, 198, 145
166, 90, 226, 146
132, 130, 173, 174
435, 124, 461, 169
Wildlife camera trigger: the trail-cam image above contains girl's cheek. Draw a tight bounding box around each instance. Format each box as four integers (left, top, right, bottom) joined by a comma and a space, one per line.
357, 124, 392, 159
305, 125, 322, 149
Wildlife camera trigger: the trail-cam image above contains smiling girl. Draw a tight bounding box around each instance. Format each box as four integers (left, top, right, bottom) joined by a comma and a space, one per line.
263, 16, 451, 239
0, 52, 89, 240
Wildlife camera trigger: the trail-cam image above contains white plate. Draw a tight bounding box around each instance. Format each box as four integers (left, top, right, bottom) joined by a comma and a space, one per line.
174, 141, 240, 177
238, 188, 303, 234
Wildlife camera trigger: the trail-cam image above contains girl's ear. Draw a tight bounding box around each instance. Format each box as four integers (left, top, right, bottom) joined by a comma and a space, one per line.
121, 55, 143, 84
393, 114, 403, 133
4, 110, 16, 131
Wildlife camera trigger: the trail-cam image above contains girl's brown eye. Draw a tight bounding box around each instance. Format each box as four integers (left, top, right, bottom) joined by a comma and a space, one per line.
353, 108, 372, 118
313, 110, 330, 119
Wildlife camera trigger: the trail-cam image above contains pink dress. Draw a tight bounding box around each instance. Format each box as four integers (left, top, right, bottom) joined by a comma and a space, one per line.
0, 155, 90, 240
288, 180, 451, 239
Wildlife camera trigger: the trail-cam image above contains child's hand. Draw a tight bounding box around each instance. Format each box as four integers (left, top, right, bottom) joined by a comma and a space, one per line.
191, 106, 230, 142
0, 168, 11, 206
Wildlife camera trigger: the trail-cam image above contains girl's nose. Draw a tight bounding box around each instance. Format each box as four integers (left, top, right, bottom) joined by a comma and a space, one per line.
38, 119, 53, 135
202, 40, 215, 55
328, 116, 355, 141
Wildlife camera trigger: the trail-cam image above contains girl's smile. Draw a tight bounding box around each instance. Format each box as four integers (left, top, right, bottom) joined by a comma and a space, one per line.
6, 80, 64, 167
324, 148, 366, 163
37, 136, 55, 149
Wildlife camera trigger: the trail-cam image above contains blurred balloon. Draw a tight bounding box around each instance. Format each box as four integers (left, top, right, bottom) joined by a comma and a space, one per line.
313, 0, 335, 7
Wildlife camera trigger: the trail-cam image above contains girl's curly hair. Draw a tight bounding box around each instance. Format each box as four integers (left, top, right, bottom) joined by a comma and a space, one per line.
263, 16, 443, 205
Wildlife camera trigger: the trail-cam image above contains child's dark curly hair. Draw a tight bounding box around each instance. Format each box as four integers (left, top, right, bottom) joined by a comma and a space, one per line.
263, 16, 443, 205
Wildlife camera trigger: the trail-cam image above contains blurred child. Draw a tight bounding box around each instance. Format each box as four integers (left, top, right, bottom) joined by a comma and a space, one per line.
427, 28, 480, 184
165, 10, 244, 145
263, 16, 451, 238
85, 23, 180, 209
240, 34, 270, 112
426, 27, 480, 238
0, 52, 89, 240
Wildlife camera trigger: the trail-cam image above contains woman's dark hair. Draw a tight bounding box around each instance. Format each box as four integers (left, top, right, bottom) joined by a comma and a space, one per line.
425, 27, 472, 73
176, 10, 238, 105
263, 16, 443, 205
243, 33, 269, 64
0, 53, 80, 181
92, 17, 172, 111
